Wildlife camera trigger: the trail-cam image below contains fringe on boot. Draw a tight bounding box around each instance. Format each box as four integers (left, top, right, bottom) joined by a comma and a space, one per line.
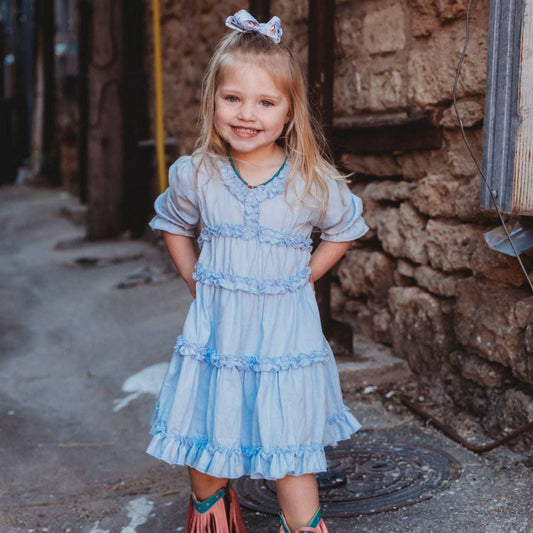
185, 485, 247, 533
279, 507, 328, 533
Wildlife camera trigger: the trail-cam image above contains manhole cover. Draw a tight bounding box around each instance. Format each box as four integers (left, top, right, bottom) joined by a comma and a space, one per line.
233, 442, 461, 517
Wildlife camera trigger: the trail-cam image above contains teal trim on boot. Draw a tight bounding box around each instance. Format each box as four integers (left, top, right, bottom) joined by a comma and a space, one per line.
279, 508, 322, 532
307, 508, 322, 528
279, 512, 290, 533
192, 487, 226, 513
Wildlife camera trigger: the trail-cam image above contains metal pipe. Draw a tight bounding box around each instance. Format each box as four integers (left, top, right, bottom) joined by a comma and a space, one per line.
400, 395, 533, 453
151, 0, 166, 193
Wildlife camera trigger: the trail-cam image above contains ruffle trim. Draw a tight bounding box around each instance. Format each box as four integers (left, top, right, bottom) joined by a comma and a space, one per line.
147, 408, 359, 479
193, 263, 311, 294
198, 223, 312, 250
175, 336, 330, 372
321, 217, 369, 243
149, 215, 196, 237
217, 158, 290, 225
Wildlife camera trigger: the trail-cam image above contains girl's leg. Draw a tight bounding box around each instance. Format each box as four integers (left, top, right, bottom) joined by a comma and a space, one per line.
188, 467, 228, 500
275, 474, 320, 531
185, 468, 247, 532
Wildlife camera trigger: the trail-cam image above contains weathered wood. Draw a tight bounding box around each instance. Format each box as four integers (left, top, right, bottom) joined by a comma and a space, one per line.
77, 0, 90, 203
87, 0, 124, 239
31, 0, 59, 183
308, 0, 339, 342
512, 0, 533, 213
122, 0, 151, 237
481, 0, 533, 214
308, 0, 334, 145
249, 0, 270, 21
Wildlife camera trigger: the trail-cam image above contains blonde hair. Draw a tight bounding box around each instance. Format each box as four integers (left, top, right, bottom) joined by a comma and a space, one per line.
193, 30, 346, 216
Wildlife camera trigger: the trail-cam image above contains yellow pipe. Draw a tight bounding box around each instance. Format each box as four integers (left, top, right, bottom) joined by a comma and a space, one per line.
152, 0, 167, 192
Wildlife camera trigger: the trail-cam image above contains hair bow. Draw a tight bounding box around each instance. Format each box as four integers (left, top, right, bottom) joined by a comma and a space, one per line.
225, 9, 283, 44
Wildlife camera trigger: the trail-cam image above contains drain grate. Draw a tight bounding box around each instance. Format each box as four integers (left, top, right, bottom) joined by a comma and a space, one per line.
233, 441, 462, 517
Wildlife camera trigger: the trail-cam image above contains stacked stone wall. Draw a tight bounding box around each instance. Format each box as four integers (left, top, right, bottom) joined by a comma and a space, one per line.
150, 0, 533, 443
332, 0, 533, 444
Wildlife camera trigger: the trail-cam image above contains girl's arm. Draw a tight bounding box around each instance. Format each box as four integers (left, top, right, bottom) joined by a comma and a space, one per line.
163, 232, 198, 298
309, 240, 352, 285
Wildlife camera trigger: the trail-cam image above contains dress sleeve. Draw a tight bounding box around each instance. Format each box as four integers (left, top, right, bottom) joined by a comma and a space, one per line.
318, 180, 369, 242
149, 157, 200, 237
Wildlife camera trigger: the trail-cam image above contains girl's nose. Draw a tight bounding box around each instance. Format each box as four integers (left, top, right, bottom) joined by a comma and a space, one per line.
237, 102, 255, 121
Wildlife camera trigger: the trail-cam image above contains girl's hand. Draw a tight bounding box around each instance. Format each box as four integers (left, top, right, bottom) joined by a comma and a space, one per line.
162, 232, 199, 298
308, 241, 352, 282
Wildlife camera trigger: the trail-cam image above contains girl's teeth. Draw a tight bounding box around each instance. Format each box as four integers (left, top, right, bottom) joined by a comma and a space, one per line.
235, 127, 257, 134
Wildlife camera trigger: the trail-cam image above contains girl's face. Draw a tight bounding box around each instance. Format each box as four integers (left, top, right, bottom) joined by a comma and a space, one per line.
214, 61, 290, 163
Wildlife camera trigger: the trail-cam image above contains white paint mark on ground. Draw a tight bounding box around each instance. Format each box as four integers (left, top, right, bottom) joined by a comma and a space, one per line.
122, 497, 154, 533
87, 497, 154, 533
113, 362, 168, 412
87, 523, 109, 533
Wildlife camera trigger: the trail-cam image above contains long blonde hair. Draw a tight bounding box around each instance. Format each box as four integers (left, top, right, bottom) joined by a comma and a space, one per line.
193, 30, 345, 216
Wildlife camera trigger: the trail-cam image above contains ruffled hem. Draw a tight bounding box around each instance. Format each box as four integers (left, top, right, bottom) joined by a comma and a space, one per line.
193, 263, 311, 295
320, 217, 369, 242
149, 216, 196, 237
146, 409, 360, 480
175, 336, 330, 372
198, 223, 312, 251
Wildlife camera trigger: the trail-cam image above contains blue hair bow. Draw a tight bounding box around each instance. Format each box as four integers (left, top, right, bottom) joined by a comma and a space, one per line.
225, 9, 283, 44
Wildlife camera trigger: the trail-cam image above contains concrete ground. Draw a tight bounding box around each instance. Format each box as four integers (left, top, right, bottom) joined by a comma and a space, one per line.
0, 184, 532, 533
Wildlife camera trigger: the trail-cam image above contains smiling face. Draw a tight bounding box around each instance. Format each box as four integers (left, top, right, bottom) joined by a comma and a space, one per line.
213, 60, 290, 164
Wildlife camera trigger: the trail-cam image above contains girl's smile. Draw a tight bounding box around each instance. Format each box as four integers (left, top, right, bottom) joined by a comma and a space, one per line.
214, 62, 290, 165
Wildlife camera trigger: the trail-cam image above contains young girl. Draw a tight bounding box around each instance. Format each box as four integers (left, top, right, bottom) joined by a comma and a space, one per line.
147, 9, 368, 533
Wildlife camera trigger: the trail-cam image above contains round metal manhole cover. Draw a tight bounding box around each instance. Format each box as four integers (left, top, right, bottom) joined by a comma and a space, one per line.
233, 442, 462, 517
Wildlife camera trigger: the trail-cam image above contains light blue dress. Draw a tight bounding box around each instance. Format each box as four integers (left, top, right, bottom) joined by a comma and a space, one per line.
146, 155, 369, 480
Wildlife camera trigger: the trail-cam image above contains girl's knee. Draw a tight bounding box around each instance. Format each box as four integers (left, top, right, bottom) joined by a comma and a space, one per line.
188, 468, 229, 501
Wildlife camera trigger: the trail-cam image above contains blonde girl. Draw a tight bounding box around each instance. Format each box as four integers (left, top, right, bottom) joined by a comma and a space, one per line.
147, 10, 368, 533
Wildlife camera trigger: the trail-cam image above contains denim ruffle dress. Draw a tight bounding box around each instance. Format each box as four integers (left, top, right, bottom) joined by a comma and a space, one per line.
146, 155, 369, 480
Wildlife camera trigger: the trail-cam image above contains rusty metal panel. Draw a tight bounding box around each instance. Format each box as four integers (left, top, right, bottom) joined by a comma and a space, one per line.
512, 0, 533, 213
481, 0, 527, 213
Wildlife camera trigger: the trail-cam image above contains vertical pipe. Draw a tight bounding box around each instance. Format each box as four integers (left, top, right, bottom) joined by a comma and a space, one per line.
151, 0, 166, 193
249, 0, 270, 21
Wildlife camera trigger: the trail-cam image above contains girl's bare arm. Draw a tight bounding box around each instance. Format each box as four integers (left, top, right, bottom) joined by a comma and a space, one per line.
308, 240, 352, 284
163, 232, 198, 298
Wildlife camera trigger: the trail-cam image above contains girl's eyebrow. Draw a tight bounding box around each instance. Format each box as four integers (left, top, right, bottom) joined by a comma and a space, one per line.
218, 87, 282, 101
220, 87, 282, 102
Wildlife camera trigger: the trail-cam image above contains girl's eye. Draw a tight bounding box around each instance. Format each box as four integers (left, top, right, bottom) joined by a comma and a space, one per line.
225, 95, 239, 103
260, 100, 274, 107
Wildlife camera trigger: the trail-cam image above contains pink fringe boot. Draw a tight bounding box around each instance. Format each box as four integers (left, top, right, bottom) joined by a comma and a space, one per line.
185, 485, 247, 533
279, 508, 328, 533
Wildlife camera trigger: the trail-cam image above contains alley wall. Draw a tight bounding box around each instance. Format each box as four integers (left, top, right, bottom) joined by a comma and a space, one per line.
147, 0, 533, 445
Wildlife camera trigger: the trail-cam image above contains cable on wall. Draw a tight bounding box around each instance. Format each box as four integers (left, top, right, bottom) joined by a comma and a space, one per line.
453, 0, 533, 294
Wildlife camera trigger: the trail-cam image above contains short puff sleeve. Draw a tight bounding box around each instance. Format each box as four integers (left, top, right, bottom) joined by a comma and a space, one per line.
318, 180, 369, 242
149, 157, 200, 237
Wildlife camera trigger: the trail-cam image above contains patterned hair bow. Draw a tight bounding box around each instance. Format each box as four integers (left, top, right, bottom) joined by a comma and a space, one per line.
225, 9, 283, 44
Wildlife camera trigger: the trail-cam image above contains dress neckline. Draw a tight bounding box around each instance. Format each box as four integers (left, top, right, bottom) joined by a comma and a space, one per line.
229, 157, 288, 189
218, 156, 290, 208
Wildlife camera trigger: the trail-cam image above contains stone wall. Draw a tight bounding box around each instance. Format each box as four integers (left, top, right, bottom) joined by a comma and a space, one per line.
150, 0, 533, 443
330, 0, 533, 444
